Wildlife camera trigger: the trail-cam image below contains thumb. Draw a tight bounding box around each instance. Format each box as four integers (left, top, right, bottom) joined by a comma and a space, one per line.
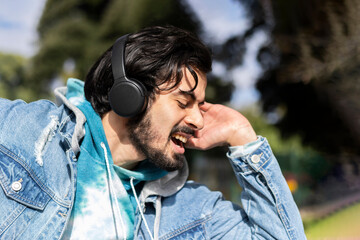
200, 102, 212, 112
186, 137, 207, 150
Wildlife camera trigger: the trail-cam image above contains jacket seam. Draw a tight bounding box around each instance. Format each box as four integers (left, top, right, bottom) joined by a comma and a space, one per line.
0, 204, 26, 236
0, 144, 71, 208
35, 206, 62, 239
258, 154, 294, 239
160, 214, 211, 240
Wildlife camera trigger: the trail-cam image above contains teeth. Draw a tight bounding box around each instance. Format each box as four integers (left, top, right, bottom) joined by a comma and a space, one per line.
172, 134, 187, 144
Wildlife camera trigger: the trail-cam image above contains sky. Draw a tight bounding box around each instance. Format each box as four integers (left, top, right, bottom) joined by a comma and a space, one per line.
0, 0, 265, 108
0, 0, 46, 56
187, 0, 266, 108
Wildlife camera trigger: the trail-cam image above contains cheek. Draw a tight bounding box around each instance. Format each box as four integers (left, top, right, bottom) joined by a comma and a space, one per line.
150, 104, 181, 137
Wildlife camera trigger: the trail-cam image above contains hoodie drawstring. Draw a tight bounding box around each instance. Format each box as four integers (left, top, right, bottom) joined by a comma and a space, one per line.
130, 177, 154, 240
101, 142, 127, 240
153, 196, 162, 240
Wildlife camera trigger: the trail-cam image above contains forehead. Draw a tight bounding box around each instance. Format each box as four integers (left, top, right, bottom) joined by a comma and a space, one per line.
155, 67, 207, 103
176, 68, 207, 98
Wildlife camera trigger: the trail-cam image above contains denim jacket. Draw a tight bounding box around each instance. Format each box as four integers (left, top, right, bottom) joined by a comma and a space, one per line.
0, 87, 306, 240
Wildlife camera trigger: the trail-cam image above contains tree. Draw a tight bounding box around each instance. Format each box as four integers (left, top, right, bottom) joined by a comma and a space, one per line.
0, 53, 36, 101
28, 0, 202, 98
203, 0, 360, 205
240, 0, 360, 156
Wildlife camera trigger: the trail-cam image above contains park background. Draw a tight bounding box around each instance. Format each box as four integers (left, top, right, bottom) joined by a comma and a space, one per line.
1, 0, 359, 238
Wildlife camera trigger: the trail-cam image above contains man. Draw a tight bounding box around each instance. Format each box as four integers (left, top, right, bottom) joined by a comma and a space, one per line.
0, 26, 306, 239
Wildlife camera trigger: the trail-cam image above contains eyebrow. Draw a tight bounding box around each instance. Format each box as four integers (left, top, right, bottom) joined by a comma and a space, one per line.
178, 89, 196, 101
177, 89, 205, 104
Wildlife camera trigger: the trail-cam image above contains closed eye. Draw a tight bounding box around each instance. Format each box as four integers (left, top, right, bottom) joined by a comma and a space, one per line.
177, 100, 188, 109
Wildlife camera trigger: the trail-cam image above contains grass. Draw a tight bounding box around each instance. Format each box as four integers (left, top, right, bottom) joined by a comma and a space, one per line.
305, 202, 360, 239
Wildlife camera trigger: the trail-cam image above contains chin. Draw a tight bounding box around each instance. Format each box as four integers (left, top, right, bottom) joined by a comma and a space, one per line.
149, 153, 185, 172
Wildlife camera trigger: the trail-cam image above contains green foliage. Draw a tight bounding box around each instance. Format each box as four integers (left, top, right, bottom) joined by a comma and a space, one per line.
0, 53, 37, 101
205, 76, 235, 104
0, 53, 24, 86
28, 0, 201, 98
256, 0, 360, 155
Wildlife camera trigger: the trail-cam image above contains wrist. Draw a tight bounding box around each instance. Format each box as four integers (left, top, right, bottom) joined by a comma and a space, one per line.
227, 125, 257, 146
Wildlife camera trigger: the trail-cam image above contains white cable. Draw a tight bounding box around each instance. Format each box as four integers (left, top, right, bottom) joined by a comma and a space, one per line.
101, 142, 127, 240
130, 177, 154, 240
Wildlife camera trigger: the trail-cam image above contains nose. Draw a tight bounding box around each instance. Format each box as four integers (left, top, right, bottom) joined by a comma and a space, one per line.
184, 106, 204, 130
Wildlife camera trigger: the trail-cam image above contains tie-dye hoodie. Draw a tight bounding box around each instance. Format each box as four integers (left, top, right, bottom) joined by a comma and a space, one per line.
62, 78, 167, 239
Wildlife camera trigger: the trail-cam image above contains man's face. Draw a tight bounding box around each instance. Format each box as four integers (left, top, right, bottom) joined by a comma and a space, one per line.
126, 68, 207, 171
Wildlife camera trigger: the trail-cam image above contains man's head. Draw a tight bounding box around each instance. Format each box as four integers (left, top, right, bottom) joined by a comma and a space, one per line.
85, 25, 212, 117
126, 67, 208, 171
85, 25, 212, 171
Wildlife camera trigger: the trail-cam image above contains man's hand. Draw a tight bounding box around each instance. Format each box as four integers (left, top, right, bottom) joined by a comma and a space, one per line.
186, 102, 257, 150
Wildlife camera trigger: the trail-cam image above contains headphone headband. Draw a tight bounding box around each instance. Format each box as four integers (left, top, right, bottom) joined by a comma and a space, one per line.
111, 34, 130, 82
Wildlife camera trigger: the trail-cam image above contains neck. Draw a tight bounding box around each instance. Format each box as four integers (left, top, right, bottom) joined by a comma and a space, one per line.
101, 111, 145, 169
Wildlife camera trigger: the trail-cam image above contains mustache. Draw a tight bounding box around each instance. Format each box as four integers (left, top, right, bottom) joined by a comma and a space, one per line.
170, 125, 195, 137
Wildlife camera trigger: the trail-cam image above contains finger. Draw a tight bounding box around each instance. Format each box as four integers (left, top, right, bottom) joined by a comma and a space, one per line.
200, 102, 212, 112
193, 129, 202, 138
185, 137, 207, 150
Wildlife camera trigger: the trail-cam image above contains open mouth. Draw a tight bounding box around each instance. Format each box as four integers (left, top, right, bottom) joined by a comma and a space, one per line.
171, 133, 188, 149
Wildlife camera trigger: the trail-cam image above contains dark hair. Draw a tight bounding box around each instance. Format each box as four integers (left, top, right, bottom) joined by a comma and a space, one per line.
84, 25, 212, 117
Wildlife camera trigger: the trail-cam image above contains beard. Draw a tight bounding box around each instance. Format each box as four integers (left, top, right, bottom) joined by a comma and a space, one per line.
126, 110, 189, 172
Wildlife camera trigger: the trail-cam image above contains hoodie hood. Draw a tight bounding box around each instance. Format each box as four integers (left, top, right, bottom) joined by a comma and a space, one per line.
54, 85, 86, 155
54, 78, 189, 199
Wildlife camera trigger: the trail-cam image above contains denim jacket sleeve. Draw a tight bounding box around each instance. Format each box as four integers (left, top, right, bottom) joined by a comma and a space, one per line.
209, 136, 306, 239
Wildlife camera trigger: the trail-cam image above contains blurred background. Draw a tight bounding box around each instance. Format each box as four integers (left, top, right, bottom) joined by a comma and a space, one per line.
1, 0, 359, 238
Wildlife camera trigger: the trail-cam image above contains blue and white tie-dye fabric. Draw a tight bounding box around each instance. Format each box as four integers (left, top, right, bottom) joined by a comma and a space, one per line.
62, 78, 166, 239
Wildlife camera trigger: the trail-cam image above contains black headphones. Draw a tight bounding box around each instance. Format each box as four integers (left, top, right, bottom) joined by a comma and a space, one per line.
109, 34, 148, 118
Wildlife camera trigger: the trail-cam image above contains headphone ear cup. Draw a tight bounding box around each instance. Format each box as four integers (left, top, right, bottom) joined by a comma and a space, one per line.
109, 79, 147, 118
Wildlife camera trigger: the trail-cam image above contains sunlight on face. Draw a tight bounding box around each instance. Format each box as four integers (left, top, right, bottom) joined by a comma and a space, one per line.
126, 68, 207, 171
